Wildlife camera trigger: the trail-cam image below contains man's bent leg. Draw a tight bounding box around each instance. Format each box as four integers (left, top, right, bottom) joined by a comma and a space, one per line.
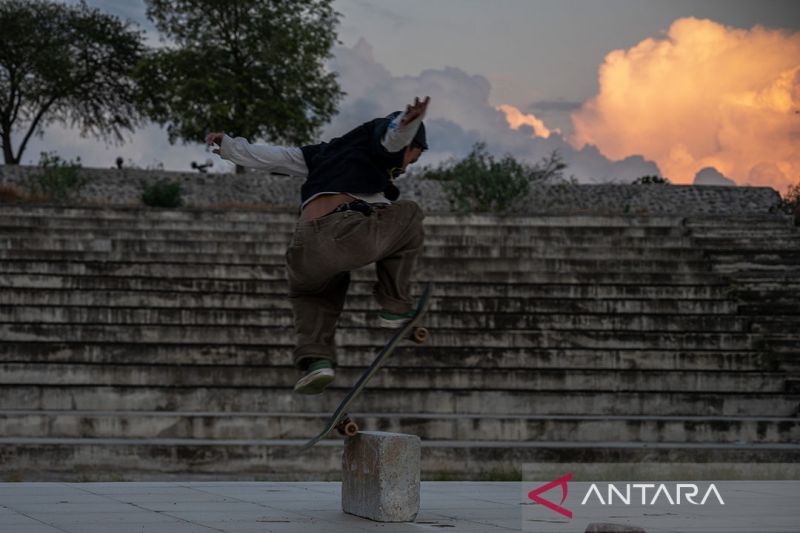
373, 201, 425, 314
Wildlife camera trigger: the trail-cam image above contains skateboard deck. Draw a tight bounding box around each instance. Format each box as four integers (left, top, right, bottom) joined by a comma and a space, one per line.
298, 282, 433, 451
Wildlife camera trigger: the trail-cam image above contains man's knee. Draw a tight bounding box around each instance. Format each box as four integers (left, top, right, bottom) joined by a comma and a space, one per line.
401, 202, 424, 246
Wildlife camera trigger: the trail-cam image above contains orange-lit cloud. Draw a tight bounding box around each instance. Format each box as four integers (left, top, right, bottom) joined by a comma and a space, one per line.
570, 17, 800, 192
497, 104, 554, 138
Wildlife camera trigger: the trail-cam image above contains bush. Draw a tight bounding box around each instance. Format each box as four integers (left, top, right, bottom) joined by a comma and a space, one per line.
25, 152, 86, 203
142, 180, 183, 208
0, 184, 25, 203
632, 175, 671, 185
419, 142, 567, 213
778, 180, 800, 217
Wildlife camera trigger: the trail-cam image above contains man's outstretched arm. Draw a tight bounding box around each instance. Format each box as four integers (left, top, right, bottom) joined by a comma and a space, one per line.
382, 96, 430, 153
206, 132, 309, 177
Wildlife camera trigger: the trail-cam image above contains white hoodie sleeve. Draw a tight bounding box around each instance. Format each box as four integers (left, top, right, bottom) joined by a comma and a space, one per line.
381, 111, 424, 153
219, 134, 308, 177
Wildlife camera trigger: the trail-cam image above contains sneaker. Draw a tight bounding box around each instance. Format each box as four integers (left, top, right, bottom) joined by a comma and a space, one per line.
293, 358, 335, 395
378, 309, 416, 329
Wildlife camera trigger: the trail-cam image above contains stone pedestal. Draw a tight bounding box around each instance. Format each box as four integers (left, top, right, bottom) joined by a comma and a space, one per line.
341, 431, 421, 522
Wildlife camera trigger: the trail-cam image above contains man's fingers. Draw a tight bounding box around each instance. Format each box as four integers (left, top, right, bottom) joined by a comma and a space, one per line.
399, 96, 431, 125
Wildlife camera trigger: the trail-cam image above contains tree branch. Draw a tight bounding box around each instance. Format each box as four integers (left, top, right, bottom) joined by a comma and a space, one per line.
14, 95, 58, 162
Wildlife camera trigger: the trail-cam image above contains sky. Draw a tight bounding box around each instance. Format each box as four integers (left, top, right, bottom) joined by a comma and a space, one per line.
14, 0, 800, 192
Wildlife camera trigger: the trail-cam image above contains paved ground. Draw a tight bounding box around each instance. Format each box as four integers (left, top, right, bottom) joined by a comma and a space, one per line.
0, 482, 797, 532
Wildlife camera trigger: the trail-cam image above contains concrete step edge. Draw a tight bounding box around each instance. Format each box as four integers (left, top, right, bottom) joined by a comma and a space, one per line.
0, 437, 797, 450
1, 409, 796, 422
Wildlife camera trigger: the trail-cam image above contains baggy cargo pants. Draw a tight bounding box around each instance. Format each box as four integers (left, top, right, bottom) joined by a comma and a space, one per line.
285, 200, 425, 369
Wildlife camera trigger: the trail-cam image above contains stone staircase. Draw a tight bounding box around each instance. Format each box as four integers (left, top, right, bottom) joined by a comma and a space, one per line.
0, 205, 798, 481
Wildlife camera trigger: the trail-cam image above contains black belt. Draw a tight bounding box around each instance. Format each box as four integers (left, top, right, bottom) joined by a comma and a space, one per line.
329, 199, 387, 217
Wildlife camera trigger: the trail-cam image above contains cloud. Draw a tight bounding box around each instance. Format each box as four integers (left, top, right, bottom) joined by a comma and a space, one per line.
20, 35, 660, 183
325, 39, 660, 182
496, 104, 554, 138
694, 166, 735, 186
528, 100, 583, 113
346, 0, 412, 27
571, 17, 800, 192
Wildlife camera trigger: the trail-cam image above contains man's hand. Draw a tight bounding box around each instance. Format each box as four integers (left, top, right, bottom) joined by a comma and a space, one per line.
206, 132, 224, 155
400, 96, 430, 126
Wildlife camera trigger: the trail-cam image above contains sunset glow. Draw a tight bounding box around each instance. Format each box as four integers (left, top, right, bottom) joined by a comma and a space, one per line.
497, 104, 554, 138
570, 17, 800, 191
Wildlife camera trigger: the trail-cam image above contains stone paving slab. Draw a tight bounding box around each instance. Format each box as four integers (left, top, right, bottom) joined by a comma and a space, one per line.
0, 481, 798, 532
0, 482, 520, 533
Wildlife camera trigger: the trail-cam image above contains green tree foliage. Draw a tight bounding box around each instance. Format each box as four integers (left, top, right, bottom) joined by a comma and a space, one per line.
137, 0, 342, 173
420, 142, 568, 213
0, 0, 145, 164
632, 175, 671, 185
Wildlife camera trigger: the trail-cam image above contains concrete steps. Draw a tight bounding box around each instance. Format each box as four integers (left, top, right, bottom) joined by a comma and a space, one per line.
4, 225, 705, 249
0, 219, 697, 240
0, 306, 755, 332
0, 205, 798, 480
0, 238, 711, 262
2, 343, 792, 372
1, 438, 798, 482
0, 262, 727, 286
0, 324, 763, 350
1, 410, 796, 444
1, 362, 786, 393
0, 251, 713, 275
0, 288, 739, 314
0, 385, 795, 416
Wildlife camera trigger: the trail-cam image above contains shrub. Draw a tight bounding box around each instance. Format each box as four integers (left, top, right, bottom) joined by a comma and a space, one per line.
25, 152, 87, 203
778, 180, 800, 217
419, 142, 567, 213
0, 184, 24, 203
632, 175, 671, 185
141, 180, 183, 208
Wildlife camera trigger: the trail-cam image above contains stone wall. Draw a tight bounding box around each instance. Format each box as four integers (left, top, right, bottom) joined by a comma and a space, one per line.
0, 164, 782, 215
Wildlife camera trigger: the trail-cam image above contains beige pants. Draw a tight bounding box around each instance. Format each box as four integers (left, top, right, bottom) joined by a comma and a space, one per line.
285, 200, 424, 368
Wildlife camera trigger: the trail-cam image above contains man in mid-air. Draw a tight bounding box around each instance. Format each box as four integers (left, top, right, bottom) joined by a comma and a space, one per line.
207, 96, 430, 394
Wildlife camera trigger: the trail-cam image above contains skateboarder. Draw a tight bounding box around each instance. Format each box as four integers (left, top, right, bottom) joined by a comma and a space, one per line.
206, 97, 430, 395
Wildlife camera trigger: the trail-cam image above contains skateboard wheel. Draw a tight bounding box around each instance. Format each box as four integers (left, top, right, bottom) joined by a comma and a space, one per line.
411, 327, 429, 344
336, 416, 359, 437
342, 420, 359, 437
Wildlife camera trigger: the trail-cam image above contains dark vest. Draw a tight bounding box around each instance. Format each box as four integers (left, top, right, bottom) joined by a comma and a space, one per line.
299, 117, 404, 204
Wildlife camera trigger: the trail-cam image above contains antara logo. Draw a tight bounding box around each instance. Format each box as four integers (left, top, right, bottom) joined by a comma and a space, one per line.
527, 472, 573, 518
528, 474, 725, 519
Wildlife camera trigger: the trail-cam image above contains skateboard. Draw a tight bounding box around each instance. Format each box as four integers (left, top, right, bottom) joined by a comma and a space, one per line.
298, 282, 433, 451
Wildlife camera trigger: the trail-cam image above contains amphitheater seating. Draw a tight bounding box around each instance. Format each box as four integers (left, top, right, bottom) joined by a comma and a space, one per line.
0, 205, 797, 480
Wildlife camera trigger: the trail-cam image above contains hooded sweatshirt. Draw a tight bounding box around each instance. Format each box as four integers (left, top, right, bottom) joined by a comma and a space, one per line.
218, 111, 427, 208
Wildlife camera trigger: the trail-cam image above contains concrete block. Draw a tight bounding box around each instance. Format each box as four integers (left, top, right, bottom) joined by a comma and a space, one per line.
342, 431, 420, 522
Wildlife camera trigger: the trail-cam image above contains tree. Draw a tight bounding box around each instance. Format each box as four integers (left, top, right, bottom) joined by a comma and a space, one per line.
0, 0, 145, 165
138, 0, 342, 173
419, 142, 568, 213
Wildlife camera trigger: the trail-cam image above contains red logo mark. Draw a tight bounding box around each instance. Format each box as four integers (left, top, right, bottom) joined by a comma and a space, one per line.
528, 472, 573, 519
